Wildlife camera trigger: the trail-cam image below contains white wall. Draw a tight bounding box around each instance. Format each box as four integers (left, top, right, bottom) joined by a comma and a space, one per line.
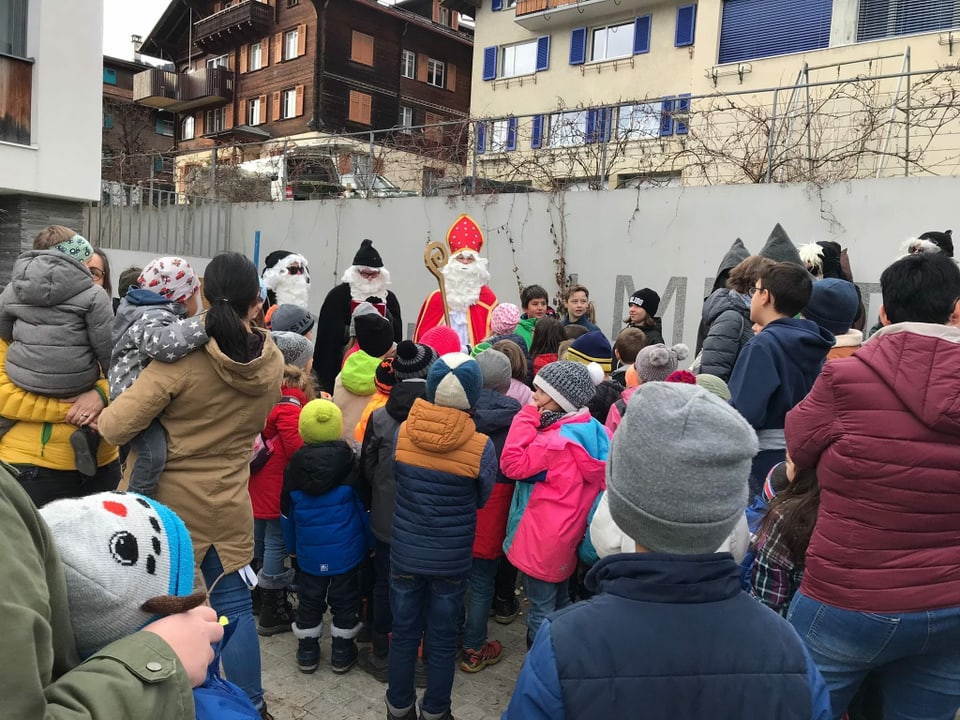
0, 0, 103, 201
99, 175, 950, 352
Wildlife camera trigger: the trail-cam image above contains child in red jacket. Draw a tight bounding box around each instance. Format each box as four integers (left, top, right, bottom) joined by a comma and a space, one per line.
249, 331, 315, 636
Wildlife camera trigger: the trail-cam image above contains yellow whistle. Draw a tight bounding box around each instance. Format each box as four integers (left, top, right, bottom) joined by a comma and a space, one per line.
219, 616, 230, 626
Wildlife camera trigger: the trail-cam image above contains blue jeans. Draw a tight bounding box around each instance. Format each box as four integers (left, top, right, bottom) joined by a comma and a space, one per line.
464, 557, 499, 651
524, 575, 571, 646
126, 417, 167, 497
386, 571, 468, 716
788, 590, 960, 720
253, 518, 287, 579
200, 546, 264, 709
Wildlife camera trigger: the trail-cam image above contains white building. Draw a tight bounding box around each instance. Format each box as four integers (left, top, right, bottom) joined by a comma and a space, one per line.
0, 0, 103, 278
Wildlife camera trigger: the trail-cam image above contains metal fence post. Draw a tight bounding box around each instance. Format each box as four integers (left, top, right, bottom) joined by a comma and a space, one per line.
766, 88, 779, 183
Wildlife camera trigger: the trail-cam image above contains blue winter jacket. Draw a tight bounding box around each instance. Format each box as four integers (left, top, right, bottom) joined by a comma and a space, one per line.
280, 440, 372, 576
503, 553, 831, 720
728, 318, 833, 441
391, 398, 497, 577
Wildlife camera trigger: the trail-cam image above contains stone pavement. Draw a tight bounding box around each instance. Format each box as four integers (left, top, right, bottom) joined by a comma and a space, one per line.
260, 605, 527, 720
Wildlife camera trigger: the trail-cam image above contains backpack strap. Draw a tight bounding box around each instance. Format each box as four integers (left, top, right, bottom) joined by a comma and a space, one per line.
276, 396, 303, 409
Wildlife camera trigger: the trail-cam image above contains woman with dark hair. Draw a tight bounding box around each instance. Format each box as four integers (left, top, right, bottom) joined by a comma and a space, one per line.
99, 252, 284, 719
87, 247, 113, 298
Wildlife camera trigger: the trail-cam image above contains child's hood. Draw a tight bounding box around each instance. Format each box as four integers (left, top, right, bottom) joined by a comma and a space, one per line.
404, 397, 478, 453
286, 440, 356, 496
543, 410, 611, 483
10, 250, 95, 306
472, 388, 522, 435
114, 292, 185, 340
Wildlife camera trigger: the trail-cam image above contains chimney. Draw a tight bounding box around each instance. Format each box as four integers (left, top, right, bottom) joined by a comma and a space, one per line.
132, 34, 143, 62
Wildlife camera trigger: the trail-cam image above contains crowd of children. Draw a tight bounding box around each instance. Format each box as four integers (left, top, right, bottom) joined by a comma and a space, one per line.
5, 222, 960, 720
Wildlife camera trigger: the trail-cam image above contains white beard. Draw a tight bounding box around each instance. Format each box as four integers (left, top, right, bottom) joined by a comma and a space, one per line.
262, 253, 311, 308
442, 252, 490, 312
342, 265, 391, 303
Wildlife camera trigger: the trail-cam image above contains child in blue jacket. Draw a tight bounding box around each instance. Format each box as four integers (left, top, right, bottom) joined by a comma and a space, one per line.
281, 399, 371, 676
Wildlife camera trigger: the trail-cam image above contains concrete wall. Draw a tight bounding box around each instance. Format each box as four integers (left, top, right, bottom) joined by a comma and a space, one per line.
0, 0, 103, 202
94, 175, 958, 351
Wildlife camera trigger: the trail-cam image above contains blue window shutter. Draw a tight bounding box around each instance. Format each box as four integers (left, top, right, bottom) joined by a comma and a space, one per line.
659, 97, 675, 136
531, 115, 544, 149
719, 0, 831, 64
476, 122, 486, 154
633, 15, 651, 54
536, 36, 550, 71
675, 4, 697, 47
675, 94, 691, 135
569, 28, 587, 65
600, 107, 612, 141
482, 46, 498, 81
506, 117, 518, 151
492, 0, 503, 11
585, 109, 597, 143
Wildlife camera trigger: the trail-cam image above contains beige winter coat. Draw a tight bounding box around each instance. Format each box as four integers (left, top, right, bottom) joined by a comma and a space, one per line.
99, 330, 283, 574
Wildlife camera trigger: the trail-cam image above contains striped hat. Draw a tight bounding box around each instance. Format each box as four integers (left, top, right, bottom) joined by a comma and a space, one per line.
393, 341, 437, 381
375, 357, 396, 395
426, 352, 482, 411
567, 330, 613, 373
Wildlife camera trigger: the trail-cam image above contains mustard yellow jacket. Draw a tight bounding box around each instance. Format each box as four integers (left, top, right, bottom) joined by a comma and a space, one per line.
0, 339, 118, 470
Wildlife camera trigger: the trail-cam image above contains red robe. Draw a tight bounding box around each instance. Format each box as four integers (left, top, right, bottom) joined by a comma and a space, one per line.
413, 287, 498, 348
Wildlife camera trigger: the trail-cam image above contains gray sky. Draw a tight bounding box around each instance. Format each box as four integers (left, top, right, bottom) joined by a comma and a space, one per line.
103, 0, 171, 59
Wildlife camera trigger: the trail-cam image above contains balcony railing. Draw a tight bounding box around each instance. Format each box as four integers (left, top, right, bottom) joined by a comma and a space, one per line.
514, 0, 652, 30
194, 0, 273, 54
133, 68, 233, 113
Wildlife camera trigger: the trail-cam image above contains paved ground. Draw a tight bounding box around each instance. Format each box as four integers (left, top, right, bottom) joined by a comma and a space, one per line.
260, 604, 526, 720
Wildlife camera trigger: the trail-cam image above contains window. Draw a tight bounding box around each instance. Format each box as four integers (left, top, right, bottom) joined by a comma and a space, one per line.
591, 21, 634, 61
718, 0, 831, 64
248, 97, 263, 125
400, 106, 414, 133
103, 67, 118, 85
206, 54, 229, 69
155, 115, 175, 136
348, 90, 372, 124
249, 42, 263, 71
287, 0, 300, 5
502, 40, 538, 77
401, 49, 416, 78
504, 0, 517, 7
425, 111, 443, 142
351, 31, 374, 66
0, 0, 28, 57
857, 0, 960, 42
103, 113, 114, 130
206, 107, 226, 133
438, 6, 451, 25
182, 116, 195, 140
490, 120, 510, 152
617, 102, 662, 139
427, 58, 445, 87
282, 88, 298, 119
284, 28, 299, 60
549, 110, 587, 147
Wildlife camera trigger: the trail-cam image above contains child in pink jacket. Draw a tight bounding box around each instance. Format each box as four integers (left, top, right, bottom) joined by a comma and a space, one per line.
500, 360, 610, 647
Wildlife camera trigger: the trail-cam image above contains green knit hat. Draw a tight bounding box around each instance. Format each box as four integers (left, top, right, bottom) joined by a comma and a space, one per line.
341, 350, 380, 395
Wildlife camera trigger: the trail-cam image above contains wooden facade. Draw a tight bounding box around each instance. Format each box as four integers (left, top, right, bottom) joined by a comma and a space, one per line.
138, 0, 473, 166
0, 55, 33, 145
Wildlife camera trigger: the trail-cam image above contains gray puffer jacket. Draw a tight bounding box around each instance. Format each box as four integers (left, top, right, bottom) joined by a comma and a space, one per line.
109, 288, 209, 399
0, 251, 113, 396
700, 288, 753, 382
358, 380, 427, 543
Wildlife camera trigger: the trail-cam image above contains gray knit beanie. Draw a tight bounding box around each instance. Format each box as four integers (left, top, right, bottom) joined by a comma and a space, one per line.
271, 330, 313, 369
607, 383, 757, 554
474, 348, 512, 393
634, 343, 690, 383
533, 360, 602, 413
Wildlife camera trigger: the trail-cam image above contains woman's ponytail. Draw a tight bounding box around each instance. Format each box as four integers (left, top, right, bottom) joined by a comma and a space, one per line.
203, 253, 260, 363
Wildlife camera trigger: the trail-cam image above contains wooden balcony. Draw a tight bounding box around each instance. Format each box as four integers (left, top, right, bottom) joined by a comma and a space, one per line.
514, 0, 653, 30
194, 0, 274, 55
133, 68, 233, 113
133, 68, 179, 109
0, 55, 32, 145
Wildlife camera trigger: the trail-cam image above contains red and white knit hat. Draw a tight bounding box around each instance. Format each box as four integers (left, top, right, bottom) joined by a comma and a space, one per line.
138, 257, 199, 305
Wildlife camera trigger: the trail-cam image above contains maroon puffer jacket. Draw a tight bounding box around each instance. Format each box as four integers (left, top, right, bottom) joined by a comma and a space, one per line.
786, 323, 960, 613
